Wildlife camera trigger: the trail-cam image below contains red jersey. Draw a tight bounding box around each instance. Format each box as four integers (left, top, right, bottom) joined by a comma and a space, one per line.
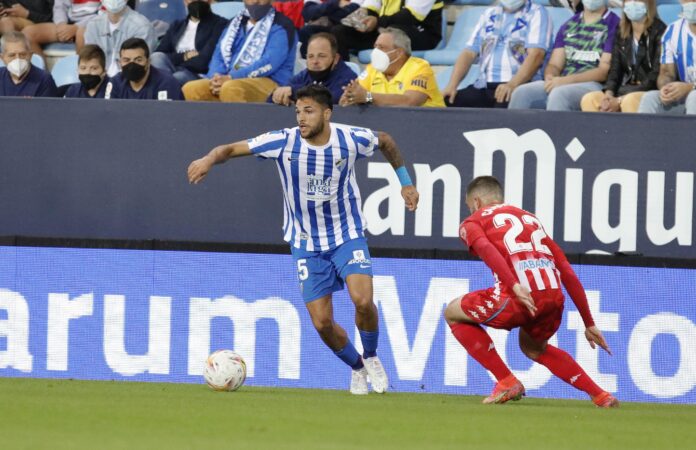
460, 203, 561, 293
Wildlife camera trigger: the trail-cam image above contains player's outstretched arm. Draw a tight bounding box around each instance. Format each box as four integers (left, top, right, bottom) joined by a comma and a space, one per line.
547, 238, 613, 355
376, 131, 419, 211
187, 140, 252, 184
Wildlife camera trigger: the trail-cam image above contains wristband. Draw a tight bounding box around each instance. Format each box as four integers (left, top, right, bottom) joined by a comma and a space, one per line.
395, 166, 412, 187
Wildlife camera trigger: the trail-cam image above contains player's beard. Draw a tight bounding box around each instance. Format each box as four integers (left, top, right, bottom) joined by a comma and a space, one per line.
302, 121, 324, 140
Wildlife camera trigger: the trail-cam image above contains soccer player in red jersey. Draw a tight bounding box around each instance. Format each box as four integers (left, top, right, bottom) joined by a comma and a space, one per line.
444, 175, 619, 408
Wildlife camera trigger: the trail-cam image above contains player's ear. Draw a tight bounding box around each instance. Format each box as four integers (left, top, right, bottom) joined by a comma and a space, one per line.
323, 106, 332, 121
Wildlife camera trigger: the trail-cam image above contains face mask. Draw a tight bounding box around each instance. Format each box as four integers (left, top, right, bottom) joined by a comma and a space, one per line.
581, 0, 606, 11
121, 62, 147, 82
79, 74, 103, 90
623, 1, 647, 21
188, 1, 211, 20
103, 0, 128, 14
500, 0, 525, 11
684, 2, 696, 24
246, 4, 272, 21
7, 57, 29, 78
308, 66, 333, 82
370, 48, 398, 73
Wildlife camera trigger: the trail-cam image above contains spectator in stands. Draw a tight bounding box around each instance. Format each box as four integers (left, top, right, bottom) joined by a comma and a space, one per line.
339, 26, 444, 107
0, 30, 57, 96
298, 0, 359, 58
65, 44, 109, 98
581, 0, 665, 113
0, 0, 52, 34
638, 0, 696, 115
182, 0, 296, 103
442, 0, 552, 108
22, 0, 100, 60
274, 0, 304, 29
269, 32, 355, 105
508, 0, 620, 110
331, 0, 443, 61
106, 37, 183, 100
150, 0, 229, 86
84, 0, 156, 78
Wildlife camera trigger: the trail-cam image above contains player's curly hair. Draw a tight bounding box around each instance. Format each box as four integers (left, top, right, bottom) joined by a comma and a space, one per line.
295, 85, 334, 110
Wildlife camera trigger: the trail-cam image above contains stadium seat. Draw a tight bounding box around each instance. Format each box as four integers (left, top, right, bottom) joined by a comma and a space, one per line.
435, 64, 480, 91
0, 54, 45, 70
356, 8, 448, 64
447, 0, 494, 5
545, 5, 573, 40
136, 0, 187, 24
51, 54, 79, 87
422, 6, 489, 66
43, 42, 77, 57
658, 4, 681, 24
345, 61, 362, 76
211, 1, 245, 19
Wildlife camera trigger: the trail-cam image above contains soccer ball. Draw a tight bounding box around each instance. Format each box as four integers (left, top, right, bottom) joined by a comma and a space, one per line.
204, 350, 247, 392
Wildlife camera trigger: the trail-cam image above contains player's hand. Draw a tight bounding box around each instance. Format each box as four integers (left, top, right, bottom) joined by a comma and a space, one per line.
56, 23, 76, 42
442, 84, 457, 105
659, 82, 692, 104
187, 155, 215, 184
272, 86, 293, 106
513, 283, 536, 316
543, 76, 565, 93
494, 81, 516, 103
7, 4, 30, 18
585, 325, 612, 355
360, 15, 377, 33
401, 185, 419, 211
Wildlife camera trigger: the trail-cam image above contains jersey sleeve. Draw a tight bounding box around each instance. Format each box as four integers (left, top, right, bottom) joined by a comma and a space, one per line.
461, 219, 487, 250
547, 238, 595, 327
526, 5, 552, 50
660, 23, 677, 65
349, 127, 378, 159
247, 129, 289, 160
406, 63, 437, 97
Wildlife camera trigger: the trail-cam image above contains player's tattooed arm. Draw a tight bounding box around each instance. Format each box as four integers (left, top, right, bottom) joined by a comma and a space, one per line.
376, 132, 405, 169
187, 140, 252, 184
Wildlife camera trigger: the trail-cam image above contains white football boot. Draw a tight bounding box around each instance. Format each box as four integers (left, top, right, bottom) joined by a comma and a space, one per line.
350, 367, 369, 395
363, 356, 388, 393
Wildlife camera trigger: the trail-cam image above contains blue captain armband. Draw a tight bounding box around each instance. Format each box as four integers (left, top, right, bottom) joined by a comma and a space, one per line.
395, 166, 413, 187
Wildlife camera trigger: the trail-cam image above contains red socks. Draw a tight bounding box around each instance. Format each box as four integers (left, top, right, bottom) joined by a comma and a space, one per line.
534, 345, 603, 397
449, 323, 512, 381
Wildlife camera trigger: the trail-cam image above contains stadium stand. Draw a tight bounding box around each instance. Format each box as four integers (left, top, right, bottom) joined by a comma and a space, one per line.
136, 0, 187, 24
356, 7, 449, 64
422, 5, 488, 66
50, 54, 80, 87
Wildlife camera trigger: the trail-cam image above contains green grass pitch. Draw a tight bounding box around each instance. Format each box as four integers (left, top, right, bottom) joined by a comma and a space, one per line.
1, 378, 694, 450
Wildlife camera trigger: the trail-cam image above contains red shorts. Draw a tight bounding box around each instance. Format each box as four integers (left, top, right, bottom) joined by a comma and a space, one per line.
459, 287, 565, 342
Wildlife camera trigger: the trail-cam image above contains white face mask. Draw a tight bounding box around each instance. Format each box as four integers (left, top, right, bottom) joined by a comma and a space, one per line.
370, 48, 398, 73
7, 57, 30, 78
103, 0, 128, 13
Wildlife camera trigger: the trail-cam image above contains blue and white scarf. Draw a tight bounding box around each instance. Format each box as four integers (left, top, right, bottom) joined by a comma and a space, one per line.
219, 8, 275, 73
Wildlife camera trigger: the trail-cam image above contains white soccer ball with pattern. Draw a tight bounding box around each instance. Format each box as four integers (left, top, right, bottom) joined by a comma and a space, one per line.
204, 350, 247, 391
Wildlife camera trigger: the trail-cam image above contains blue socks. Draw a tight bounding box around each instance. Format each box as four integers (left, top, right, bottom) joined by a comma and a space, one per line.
359, 329, 379, 359
334, 342, 364, 370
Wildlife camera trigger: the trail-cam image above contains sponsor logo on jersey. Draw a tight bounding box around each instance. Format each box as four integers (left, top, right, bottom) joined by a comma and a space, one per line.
517, 258, 556, 271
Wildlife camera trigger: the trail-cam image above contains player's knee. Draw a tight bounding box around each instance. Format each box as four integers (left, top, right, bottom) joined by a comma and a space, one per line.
312, 317, 334, 337
443, 300, 461, 325
351, 294, 373, 314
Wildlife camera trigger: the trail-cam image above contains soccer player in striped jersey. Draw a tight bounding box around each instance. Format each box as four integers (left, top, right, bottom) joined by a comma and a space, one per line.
637, 0, 696, 114
444, 176, 618, 408
188, 85, 419, 395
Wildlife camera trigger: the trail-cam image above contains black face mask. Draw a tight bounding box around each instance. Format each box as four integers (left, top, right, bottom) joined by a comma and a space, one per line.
188, 1, 211, 20
247, 4, 272, 21
79, 74, 103, 90
122, 62, 147, 82
307, 66, 332, 82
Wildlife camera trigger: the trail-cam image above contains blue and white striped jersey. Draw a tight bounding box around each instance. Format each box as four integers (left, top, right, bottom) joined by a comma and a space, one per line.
465, 2, 552, 83
661, 19, 696, 84
248, 123, 379, 252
